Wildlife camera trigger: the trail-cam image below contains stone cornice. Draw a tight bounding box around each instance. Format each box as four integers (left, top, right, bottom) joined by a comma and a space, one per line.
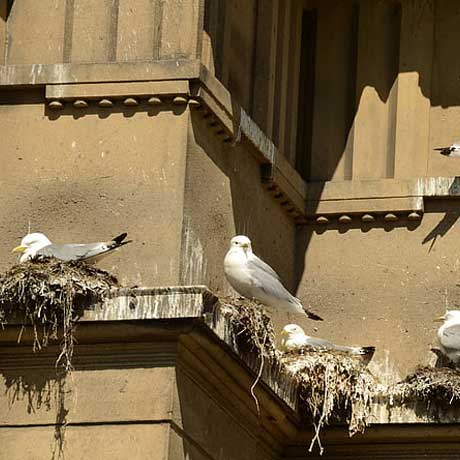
0, 60, 200, 87
3, 285, 460, 454
2, 60, 460, 227
3, 286, 460, 429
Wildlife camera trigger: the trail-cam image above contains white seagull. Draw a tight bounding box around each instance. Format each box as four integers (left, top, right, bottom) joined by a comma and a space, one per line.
434, 143, 460, 157
280, 324, 375, 355
223, 235, 322, 320
435, 310, 460, 363
12, 232, 132, 263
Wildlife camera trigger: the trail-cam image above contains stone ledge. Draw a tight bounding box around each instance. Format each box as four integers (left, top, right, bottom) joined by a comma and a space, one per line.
45, 81, 191, 100
0, 60, 200, 87
2, 285, 460, 428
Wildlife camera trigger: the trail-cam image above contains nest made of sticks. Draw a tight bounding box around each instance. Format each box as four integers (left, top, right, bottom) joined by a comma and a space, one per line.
218, 296, 276, 358
215, 297, 375, 454
394, 366, 460, 406
280, 349, 375, 454
0, 258, 119, 371
216, 297, 277, 414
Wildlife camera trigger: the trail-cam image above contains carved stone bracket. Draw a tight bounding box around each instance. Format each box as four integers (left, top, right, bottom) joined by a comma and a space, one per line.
45, 80, 192, 110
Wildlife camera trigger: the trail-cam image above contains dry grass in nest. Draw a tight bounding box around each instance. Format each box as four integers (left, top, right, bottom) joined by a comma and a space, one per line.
217, 296, 276, 412
394, 366, 460, 406
280, 350, 375, 454
218, 296, 276, 356
215, 297, 375, 454
0, 258, 119, 371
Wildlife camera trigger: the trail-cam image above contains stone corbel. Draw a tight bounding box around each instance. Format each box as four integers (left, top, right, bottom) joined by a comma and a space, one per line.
45, 80, 192, 110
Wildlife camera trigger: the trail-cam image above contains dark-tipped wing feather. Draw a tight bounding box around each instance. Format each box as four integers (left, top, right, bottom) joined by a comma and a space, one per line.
36, 234, 132, 262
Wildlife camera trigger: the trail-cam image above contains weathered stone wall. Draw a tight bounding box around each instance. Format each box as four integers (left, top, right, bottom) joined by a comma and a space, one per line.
4, 0, 460, 457
0, 307, 286, 460
181, 113, 297, 295
0, 96, 189, 286
4, 0, 201, 65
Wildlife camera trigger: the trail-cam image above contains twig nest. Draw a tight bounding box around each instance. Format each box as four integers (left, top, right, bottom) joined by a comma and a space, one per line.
218, 296, 276, 357
280, 349, 375, 453
394, 366, 460, 405
214, 296, 375, 454
0, 258, 119, 371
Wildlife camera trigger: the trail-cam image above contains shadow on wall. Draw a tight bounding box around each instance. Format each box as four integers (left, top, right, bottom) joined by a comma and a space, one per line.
421, 199, 460, 261
1, 363, 69, 460
185, 114, 297, 293
175, 365, 263, 460
203, 0, 460, 184
202, 0, 460, 296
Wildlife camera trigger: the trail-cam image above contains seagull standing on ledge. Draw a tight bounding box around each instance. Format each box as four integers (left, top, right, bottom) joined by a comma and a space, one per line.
434, 143, 460, 157
280, 324, 375, 356
12, 232, 132, 263
223, 235, 322, 321
435, 310, 460, 363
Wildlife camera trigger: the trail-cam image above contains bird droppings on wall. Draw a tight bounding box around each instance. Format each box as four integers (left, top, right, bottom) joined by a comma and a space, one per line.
181, 216, 207, 285
5, 278, 460, 454
29, 63, 43, 85
235, 108, 277, 164
0, 258, 118, 371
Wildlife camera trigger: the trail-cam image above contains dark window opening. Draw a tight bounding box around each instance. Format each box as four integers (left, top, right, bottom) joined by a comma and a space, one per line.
295, 9, 317, 182
204, 0, 225, 81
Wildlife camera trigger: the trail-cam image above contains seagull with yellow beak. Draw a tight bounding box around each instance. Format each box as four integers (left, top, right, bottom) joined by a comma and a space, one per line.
224, 235, 322, 320
280, 324, 375, 356
434, 310, 460, 363
13, 232, 132, 263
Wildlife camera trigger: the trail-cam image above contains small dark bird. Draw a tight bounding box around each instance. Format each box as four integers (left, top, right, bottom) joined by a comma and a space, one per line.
434, 143, 460, 157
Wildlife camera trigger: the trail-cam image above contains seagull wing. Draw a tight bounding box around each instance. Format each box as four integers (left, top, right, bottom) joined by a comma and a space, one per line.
247, 254, 282, 281
246, 254, 323, 320
305, 336, 374, 354
439, 323, 460, 350
434, 146, 451, 151
304, 336, 339, 351
37, 242, 108, 261
36, 233, 131, 262
246, 255, 294, 302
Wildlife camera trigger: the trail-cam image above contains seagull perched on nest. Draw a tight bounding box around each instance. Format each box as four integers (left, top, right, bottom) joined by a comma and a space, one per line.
435, 310, 460, 363
280, 324, 375, 356
12, 232, 132, 263
223, 235, 322, 321
434, 143, 460, 157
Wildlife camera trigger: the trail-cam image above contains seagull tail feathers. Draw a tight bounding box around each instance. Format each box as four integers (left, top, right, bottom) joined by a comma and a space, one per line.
354, 346, 375, 355
302, 305, 323, 321
434, 147, 452, 156
111, 233, 133, 247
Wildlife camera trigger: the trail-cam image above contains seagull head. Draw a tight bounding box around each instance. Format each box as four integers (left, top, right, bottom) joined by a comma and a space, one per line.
229, 235, 253, 254
281, 324, 306, 338
434, 310, 460, 323
12, 232, 52, 262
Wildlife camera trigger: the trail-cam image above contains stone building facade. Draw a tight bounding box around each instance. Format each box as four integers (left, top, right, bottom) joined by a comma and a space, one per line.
2, 0, 460, 458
